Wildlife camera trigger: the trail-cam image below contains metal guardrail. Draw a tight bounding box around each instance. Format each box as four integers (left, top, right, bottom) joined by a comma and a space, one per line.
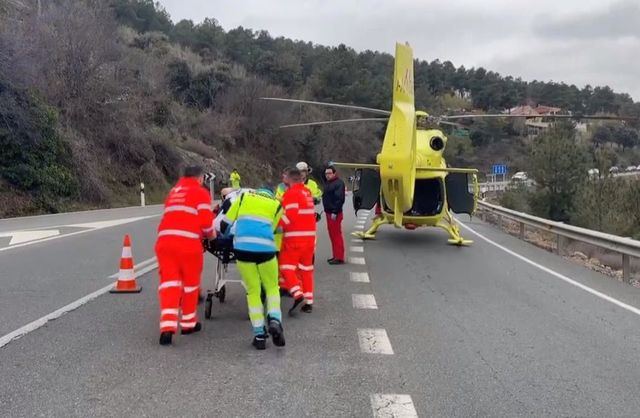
477, 200, 640, 283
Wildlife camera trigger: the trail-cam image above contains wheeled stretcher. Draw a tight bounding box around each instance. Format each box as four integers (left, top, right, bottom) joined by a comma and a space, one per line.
202, 237, 244, 319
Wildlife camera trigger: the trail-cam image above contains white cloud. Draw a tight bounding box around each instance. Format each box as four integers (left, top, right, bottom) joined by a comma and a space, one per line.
157, 0, 640, 100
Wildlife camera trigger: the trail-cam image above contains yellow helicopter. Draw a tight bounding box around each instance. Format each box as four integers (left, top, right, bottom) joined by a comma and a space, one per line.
262, 42, 634, 245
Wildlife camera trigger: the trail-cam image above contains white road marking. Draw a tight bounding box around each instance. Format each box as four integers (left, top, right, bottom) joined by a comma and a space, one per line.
371, 394, 418, 417
351, 238, 364, 243
358, 328, 394, 354
349, 257, 366, 265
109, 257, 157, 278
356, 220, 366, 225
67, 216, 155, 229
353, 294, 378, 309
350, 246, 364, 253
0, 229, 60, 245
0, 215, 159, 253
350, 272, 370, 283
0, 257, 158, 349
354, 225, 364, 230
458, 222, 640, 318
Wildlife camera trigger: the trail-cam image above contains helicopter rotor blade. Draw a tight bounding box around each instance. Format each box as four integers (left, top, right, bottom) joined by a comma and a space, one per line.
260, 97, 391, 116
280, 118, 389, 129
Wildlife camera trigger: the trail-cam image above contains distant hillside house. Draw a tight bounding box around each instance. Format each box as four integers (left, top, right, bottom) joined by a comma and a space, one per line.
504, 104, 565, 137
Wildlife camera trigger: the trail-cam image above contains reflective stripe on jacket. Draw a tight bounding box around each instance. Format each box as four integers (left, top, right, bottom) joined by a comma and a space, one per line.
157, 177, 214, 252
226, 191, 282, 253
280, 183, 317, 244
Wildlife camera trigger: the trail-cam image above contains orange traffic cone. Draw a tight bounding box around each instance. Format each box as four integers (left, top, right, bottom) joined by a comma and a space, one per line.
110, 234, 142, 293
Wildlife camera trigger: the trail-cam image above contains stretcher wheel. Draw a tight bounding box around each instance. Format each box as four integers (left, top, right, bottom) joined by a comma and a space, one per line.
204, 294, 213, 319
217, 285, 226, 303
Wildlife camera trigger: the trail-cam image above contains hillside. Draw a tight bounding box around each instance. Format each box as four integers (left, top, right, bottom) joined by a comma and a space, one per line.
1, 0, 639, 217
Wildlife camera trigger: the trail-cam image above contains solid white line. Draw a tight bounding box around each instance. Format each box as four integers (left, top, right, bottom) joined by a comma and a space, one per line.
458, 222, 640, 317
0, 215, 159, 253
350, 246, 364, 253
353, 294, 378, 309
358, 328, 394, 354
371, 394, 418, 417
350, 272, 370, 283
0, 262, 159, 349
349, 257, 366, 265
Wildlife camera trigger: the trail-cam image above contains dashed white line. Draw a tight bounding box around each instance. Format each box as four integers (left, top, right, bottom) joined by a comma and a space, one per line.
350, 272, 370, 283
354, 225, 365, 230
371, 394, 418, 417
0, 258, 158, 349
349, 257, 366, 265
351, 238, 364, 243
350, 246, 364, 253
458, 221, 640, 318
353, 294, 378, 309
358, 328, 394, 354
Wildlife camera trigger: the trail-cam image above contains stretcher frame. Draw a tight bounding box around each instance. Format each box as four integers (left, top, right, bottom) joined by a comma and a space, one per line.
203, 237, 244, 319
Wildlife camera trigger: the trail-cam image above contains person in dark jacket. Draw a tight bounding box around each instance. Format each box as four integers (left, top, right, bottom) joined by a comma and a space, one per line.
322, 165, 346, 264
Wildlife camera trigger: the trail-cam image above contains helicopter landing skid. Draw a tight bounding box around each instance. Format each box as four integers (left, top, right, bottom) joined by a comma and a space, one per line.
352, 216, 388, 240
439, 213, 473, 246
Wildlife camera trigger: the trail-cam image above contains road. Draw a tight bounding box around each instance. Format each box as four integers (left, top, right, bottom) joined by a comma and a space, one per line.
1, 202, 640, 417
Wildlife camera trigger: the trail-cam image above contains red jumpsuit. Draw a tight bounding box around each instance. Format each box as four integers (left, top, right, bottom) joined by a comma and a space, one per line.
155, 177, 214, 333
279, 183, 317, 304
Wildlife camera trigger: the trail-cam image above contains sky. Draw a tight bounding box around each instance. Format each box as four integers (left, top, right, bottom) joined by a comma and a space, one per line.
158, 0, 640, 101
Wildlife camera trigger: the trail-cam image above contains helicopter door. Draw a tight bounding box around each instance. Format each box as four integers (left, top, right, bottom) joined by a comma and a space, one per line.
445, 173, 476, 215
352, 168, 381, 213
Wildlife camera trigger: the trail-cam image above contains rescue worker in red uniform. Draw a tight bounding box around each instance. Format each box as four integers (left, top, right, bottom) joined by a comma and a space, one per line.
155, 165, 215, 346
279, 168, 317, 314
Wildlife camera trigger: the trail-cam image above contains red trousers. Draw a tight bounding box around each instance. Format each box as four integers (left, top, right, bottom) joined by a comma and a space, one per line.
326, 212, 345, 261
279, 240, 315, 304
155, 242, 203, 333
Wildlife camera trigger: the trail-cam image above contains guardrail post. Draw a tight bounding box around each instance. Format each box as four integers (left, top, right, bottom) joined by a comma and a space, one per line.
497, 215, 503, 229
519, 222, 525, 240
556, 235, 563, 255
622, 254, 630, 283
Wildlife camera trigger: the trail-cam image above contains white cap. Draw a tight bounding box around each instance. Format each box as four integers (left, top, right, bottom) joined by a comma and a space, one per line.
296, 161, 311, 173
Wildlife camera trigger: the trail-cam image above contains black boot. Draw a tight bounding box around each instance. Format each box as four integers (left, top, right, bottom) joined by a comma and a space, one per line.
288, 297, 304, 316
268, 318, 286, 347
252, 334, 267, 350
181, 322, 202, 335
159, 332, 173, 346
301, 304, 313, 313
279, 288, 292, 298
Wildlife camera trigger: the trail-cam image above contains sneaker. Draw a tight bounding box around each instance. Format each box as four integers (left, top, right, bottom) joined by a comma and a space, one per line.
159, 331, 173, 346
301, 304, 313, 313
327, 258, 335, 263
328, 259, 345, 265
181, 322, 202, 335
288, 297, 304, 316
268, 319, 286, 347
252, 335, 267, 350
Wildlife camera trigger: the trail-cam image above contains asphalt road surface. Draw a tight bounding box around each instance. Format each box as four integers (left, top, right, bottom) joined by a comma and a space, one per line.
1, 202, 639, 417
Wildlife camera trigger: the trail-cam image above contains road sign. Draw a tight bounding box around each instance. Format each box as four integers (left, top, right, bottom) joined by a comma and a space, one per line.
492, 164, 507, 175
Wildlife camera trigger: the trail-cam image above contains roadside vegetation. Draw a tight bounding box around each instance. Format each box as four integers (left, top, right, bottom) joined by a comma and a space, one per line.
1, 0, 639, 220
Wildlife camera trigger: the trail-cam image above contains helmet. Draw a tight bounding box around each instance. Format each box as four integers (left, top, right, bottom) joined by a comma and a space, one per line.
255, 188, 274, 198
296, 161, 312, 173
